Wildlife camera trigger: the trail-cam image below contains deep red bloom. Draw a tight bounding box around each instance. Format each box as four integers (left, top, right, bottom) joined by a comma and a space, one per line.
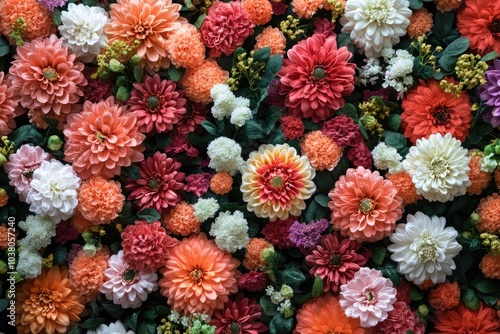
82, 68, 112, 103
261, 217, 295, 249
280, 116, 305, 140
183, 173, 211, 197
322, 115, 362, 147
347, 140, 373, 169
238, 270, 268, 292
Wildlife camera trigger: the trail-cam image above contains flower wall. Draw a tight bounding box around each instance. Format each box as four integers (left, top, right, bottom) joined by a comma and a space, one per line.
0, 0, 499, 333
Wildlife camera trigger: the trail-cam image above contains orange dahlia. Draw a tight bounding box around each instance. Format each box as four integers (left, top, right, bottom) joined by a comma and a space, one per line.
243, 238, 271, 270
105, 0, 186, 72
495, 168, 500, 191
294, 293, 365, 334
401, 78, 472, 144
328, 166, 404, 242
178, 59, 229, 104
386, 171, 422, 206
0, 71, 20, 136
457, 0, 500, 56
428, 281, 461, 310
467, 152, 492, 196
0, 225, 9, 249
16, 266, 85, 334
162, 201, 200, 236
242, 0, 273, 25
479, 253, 500, 279
476, 193, 500, 233
240, 144, 316, 221
63, 96, 146, 180
433, 302, 500, 333
300, 130, 343, 171
165, 23, 206, 70
407, 8, 434, 39
210, 171, 234, 195
159, 233, 240, 316
434, 0, 463, 12
69, 248, 110, 300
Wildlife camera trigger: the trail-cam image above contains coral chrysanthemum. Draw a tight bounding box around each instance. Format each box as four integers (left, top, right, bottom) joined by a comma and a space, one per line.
401, 78, 472, 144
294, 293, 365, 334
16, 266, 85, 334
476, 193, 500, 233
428, 281, 461, 310
179, 59, 229, 104
240, 144, 316, 221
300, 130, 344, 171
433, 302, 500, 333
162, 201, 200, 236
0, 71, 20, 136
63, 96, 146, 180
328, 166, 404, 243
254, 27, 287, 56
479, 253, 500, 279
407, 7, 434, 39
372, 301, 425, 334
158, 233, 240, 316
69, 248, 110, 300
467, 153, 492, 195
9, 34, 86, 116
165, 23, 206, 70
279, 34, 356, 122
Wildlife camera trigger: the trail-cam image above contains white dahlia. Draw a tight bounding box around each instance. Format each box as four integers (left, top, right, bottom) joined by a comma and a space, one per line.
26, 160, 81, 223
340, 0, 412, 58
403, 132, 471, 202
87, 321, 135, 334
58, 3, 109, 63
100, 250, 158, 309
387, 211, 462, 285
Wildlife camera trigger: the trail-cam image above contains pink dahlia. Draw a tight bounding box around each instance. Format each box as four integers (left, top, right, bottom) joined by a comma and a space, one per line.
340, 267, 398, 328
63, 96, 146, 179
328, 166, 403, 242
4, 144, 52, 202
372, 301, 425, 334
121, 220, 178, 272
279, 33, 356, 122
9, 34, 86, 116
125, 151, 185, 214
0, 72, 20, 136
305, 233, 369, 293
200, 1, 255, 58
128, 74, 187, 134
172, 100, 209, 136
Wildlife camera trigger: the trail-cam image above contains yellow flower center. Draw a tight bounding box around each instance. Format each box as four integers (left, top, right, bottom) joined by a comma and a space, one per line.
42, 66, 59, 82
365, 289, 377, 303
429, 156, 449, 179
190, 268, 204, 284
270, 175, 284, 189
416, 234, 438, 262
359, 198, 375, 214
133, 21, 153, 40
95, 131, 107, 141
366, 1, 391, 24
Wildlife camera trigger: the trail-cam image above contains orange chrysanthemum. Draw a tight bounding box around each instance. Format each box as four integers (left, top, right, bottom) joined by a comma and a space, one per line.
386, 171, 421, 205
159, 233, 240, 316
434, 0, 463, 12
0, 190, 8, 208
476, 193, 500, 233
433, 302, 500, 333
71, 209, 94, 233
467, 153, 492, 195
210, 171, 234, 195
401, 78, 472, 144
105, 0, 186, 72
457, 0, 500, 56
178, 59, 229, 104
166, 23, 206, 69
328, 166, 404, 242
0, 225, 8, 249
428, 281, 461, 310
162, 201, 200, 236
292, 0, 325, 19
479, 253, 500, 279
407, 8, 433, 39
69, 248, 109, 300
63, 96, 146, 180
294, 293, 365, 334
495, 168, 500, 191
243, 238, 271, 270
254, 27, 287, 56
242, 0, 273, 25
0, 0, 55, 44
16, 266, 85, 334
417, 278, 436, 291
300, 130, 343, 171
0, 72, 20, 136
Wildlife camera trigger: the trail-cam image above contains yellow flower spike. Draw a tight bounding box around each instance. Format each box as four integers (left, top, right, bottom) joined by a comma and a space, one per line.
42, 254, 54, 268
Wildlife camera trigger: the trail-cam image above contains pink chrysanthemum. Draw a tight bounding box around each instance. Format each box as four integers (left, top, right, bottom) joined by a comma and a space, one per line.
9, 34, 86, 116
4, 144, 52, 202
0, 72, 20, 136
172, 100, 209, 136
279, 33, 356, 122
305, 233, 369, 293
128, 74, 187, 134
372, 301, 425, 334
125, 151, 185, 214
63, 96, 146, 179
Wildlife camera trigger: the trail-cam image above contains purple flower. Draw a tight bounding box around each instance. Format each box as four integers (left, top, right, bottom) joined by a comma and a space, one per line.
289, 219, 329, 253
38, 0, 67, 11
479, 59, 500, 127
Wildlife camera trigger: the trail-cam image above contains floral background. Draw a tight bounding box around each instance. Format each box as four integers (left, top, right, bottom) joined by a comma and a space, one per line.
0, 0, 499, 333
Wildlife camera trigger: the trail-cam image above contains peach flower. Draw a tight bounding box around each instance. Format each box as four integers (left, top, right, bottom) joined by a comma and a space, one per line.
166, 24, 206, 69
242, 0, 273, 25
476, 193, 500, 233
407, 8, 433, 39
69, 248, 110, 300
0, 72, 20, 136
300, 130, 343, 171
179, 59, 229, 104
243, 238, 271, 270
162, 202, 200, 236
254, 27, 287, 56
467, 153, 492, 195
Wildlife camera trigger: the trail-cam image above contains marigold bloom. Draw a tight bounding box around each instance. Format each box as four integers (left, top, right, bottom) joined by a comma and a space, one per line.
243, 238, 271, 270
294, 293, 364, 334
467, 153, 492, 195
105, 0, 186, 72
434, 0, 463, 12
166, 23, 206, 69
433, 302, 500, 333
162, 201, 200, 236
407, 7, 433, 39
179, 59, 229, 104
386, 170, 422, 205
159, 233, 240, 316
401, 78, 472, 144
495, 169, 500, 191
300, 130, 343, 171
329, 166, 404, 242
210, 171, 234, 195
291, 0, 325, 19
242, 0, 273, 25
428, 281, 461, 310
16, 266, 85, 334
0, 72, 20, 136
476, 193, 500, 233
479, 253, 500, 279
69, 248, 110, 300
78, 175, 125, 224
63, 96, 146, 179
0, 225, 8, 249
254, 27, 287, 56
71, 209, 94, 233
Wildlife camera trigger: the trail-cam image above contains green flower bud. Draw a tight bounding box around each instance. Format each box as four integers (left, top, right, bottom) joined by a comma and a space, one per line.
0, 260, 7, 274
0, 153, 7, 166
47, 135, 63, 151
109, 58, 125, 73
470, 212, 480, 226
280, 284, 294, 299
361, 115, 377, 128
129, 54, 142, 67
417, 304, 429, 317
83, 244, 97, 257
260, 245, 275, 262
116, 86, 130, 102
81, 230, 93, 243
484, 144, 495, 156
116, 75, 129, 87
282, 306, 295, 319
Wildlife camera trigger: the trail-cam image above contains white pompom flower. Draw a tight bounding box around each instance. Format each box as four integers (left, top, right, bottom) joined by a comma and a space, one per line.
209, 210, 250, 253
207, 137, 244, 175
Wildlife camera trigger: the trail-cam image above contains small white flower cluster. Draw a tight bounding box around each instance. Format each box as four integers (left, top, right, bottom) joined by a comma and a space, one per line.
209, 210, 250, 253
481, 153, 498, 172
266, 284, 295, 318
371, 142, 403, 173
358, 58, 383, 85
210, 84, 253, 127
381, 48, 415, 98
168, 310, 212, 328
207, 137, 244, 175
193, 198, 220, 222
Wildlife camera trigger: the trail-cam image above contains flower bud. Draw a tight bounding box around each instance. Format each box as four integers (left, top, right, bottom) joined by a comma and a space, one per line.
109, 58, 125, 73
47, 135, 63, 151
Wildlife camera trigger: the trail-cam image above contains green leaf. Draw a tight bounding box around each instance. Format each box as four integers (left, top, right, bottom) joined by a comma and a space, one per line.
137, 208, 161, 223
409, 0, 423, 9
476, 292, 499, 306
263, 107, 282, 135
116, 86, 130, 102
337, 33, 351, 48
10, 125, 44, 149
253, 47, 271, 62
379, 261, 401, 285
194, 13, 206, 28
53, 245, 67, 265
142, 307, 157, 321
469, 238, 481, 251
257, 55, 282, 90
269, 314, 293, 334
462, 288, 480, 310
474, 279, 500, 297
168, 66, 184, 82
52, 9, 62, 26
371, 246, 386, 265
304, 199, 330, 223
201, 120, 219, 136
138, 321, 156, 334
387, 114, 401, 131
314, 194, 330, 208
312, 276, 324, 297
133, 65, 144, 83
280, 266, 306, 289
442, 37, 470, 56
127, 311, 140, 331
260, 296, 279, 317
102, 303, 126, 319
68, 326, 82, 334
336, 103, 358, 121
79, 318, 105, 329
410, 287, 424, 301
122, 164, 141, 180
383, 131, 409, 157
0, 299, 7, 312
481, 51, 499, 62
243, 120, 264, 139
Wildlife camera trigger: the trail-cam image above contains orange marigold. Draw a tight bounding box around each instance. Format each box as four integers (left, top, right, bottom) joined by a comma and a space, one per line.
479, 253, 500, 279
242, 0, 273, 25
210, 171, 233, 195
494, 168, 500, 191
292, 0, 324, 19
434, 0, 463, 12
0, 190, 8, 207
166, 23, 206, 70
178, 59, 229, 104
69, 248, 109, 300
254, 27, 287, 56
162, 201, 200, 236
386, 171, 422, 205
476, 193, 500, 233
71, 209, 94, 233
417, 278, 436, 290
243, 238, 271, 270
300, 130, 343, 171
429, 281, 461, 310
77, 175, 125, 225
467, 153, 492, 195
407, 8, 433, 39
0, 225, 8, 249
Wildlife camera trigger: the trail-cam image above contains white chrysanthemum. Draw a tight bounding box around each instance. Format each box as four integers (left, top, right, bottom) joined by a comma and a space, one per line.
340, 0, 412, 58
16, 249, 43, 279
58, 3, 109, 63
403, 132, 471, 202
387, 211, 462, 285
18, 215, 57, 252
87, 320, 135, 334
209, 210, 250, 253
230, 106, 253, 127
26, 160, 81, 223
207, 137, 244, 175
100, 250, 158, 309
372, 142, 403, 173
210, 83, 233, 102
193, 198, 220, 222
